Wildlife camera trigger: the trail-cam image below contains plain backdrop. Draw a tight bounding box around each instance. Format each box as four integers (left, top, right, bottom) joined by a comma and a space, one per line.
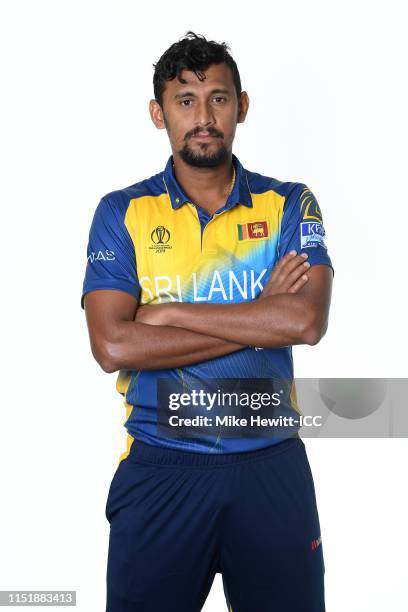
1, 0, 407, 610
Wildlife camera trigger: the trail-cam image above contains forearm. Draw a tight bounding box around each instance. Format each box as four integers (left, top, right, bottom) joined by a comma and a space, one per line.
102, 321, 246, 372
166, 294, 324, 348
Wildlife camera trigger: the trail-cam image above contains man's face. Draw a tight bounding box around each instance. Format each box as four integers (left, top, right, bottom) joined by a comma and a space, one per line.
150, 63, 249, 168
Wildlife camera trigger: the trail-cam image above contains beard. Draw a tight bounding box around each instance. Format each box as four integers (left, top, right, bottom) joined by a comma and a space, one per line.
178, 140, 229, 168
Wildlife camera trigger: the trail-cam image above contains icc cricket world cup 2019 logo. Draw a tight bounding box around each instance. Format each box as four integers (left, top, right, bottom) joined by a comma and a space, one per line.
151, 225, 170, 244
150, 225, 172, 253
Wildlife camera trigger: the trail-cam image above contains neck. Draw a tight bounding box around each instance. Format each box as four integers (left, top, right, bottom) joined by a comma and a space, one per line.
172, 153, 235, 214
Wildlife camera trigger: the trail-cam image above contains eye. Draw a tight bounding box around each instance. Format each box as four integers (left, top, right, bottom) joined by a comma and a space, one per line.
180, 99, 193, 107
213, 96, 227, 104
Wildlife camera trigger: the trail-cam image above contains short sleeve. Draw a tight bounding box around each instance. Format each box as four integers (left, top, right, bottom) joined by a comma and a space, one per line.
81, 196, 140, 309
277, 184, 334, 273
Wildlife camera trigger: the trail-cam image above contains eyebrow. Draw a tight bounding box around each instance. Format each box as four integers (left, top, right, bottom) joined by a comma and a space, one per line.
174, 88, 231, 100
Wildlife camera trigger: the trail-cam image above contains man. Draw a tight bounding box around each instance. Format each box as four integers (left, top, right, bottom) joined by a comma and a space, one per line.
81, 31, 333, 612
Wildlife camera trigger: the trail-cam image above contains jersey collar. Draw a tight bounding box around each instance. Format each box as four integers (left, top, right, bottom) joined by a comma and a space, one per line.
162, 153, 253, 210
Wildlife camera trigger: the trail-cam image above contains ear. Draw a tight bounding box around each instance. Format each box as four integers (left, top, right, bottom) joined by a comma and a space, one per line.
237, 91, 249, 124
149, 99, 166, 130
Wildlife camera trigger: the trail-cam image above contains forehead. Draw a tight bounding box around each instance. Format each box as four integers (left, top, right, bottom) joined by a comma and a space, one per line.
163, 63, 235, 97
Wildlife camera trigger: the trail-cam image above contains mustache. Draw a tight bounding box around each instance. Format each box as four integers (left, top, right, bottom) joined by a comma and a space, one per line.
185, 127, 224, 140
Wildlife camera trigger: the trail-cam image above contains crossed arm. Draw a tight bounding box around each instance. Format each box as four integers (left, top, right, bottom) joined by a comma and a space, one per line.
84, 252, 333, 373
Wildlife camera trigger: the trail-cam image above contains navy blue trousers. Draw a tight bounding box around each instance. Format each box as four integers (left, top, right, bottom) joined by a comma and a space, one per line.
105, 436, 325, 611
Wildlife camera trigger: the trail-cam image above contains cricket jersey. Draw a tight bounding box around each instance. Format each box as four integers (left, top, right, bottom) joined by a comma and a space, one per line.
81, 154, 333, 459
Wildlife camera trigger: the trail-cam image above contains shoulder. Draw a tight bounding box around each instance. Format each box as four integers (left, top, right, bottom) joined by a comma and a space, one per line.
99, 170, 167, 215
244, 165, 306, 201
243, 166, 322, 220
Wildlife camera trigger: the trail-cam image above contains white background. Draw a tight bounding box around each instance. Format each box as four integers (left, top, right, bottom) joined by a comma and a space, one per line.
1, 0, 407, 610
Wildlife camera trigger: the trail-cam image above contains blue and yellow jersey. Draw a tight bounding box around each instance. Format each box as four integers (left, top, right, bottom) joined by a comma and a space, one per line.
81, 154, 333, 458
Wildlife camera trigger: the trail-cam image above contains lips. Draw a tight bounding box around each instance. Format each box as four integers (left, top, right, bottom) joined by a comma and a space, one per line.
192, 132, 218, 139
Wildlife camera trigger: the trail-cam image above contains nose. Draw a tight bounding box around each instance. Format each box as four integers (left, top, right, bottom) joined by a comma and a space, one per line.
194, 100, 215, 128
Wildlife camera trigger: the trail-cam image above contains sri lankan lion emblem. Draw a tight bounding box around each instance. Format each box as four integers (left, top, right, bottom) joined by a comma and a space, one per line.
251, 223, 265, 237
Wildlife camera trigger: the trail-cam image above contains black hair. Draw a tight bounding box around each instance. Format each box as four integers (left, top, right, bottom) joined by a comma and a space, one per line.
153, 31, 242, 107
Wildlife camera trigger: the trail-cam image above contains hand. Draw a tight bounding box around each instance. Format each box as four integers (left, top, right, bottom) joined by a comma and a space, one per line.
259, 251, 310, 300
135, 303, 175, 326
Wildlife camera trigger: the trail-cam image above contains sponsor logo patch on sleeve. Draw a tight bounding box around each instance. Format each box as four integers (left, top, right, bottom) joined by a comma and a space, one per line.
300, 221, 327, 249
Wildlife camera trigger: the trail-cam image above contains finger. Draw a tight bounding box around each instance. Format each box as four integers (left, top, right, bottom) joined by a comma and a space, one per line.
287, 274, 309, 293
279, 252, 309, 275
284, 260, 311, 287
266, 251, 298, 284
272, 250, 298, 274
266, 252, 310, 289
271, 254, 309, 287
